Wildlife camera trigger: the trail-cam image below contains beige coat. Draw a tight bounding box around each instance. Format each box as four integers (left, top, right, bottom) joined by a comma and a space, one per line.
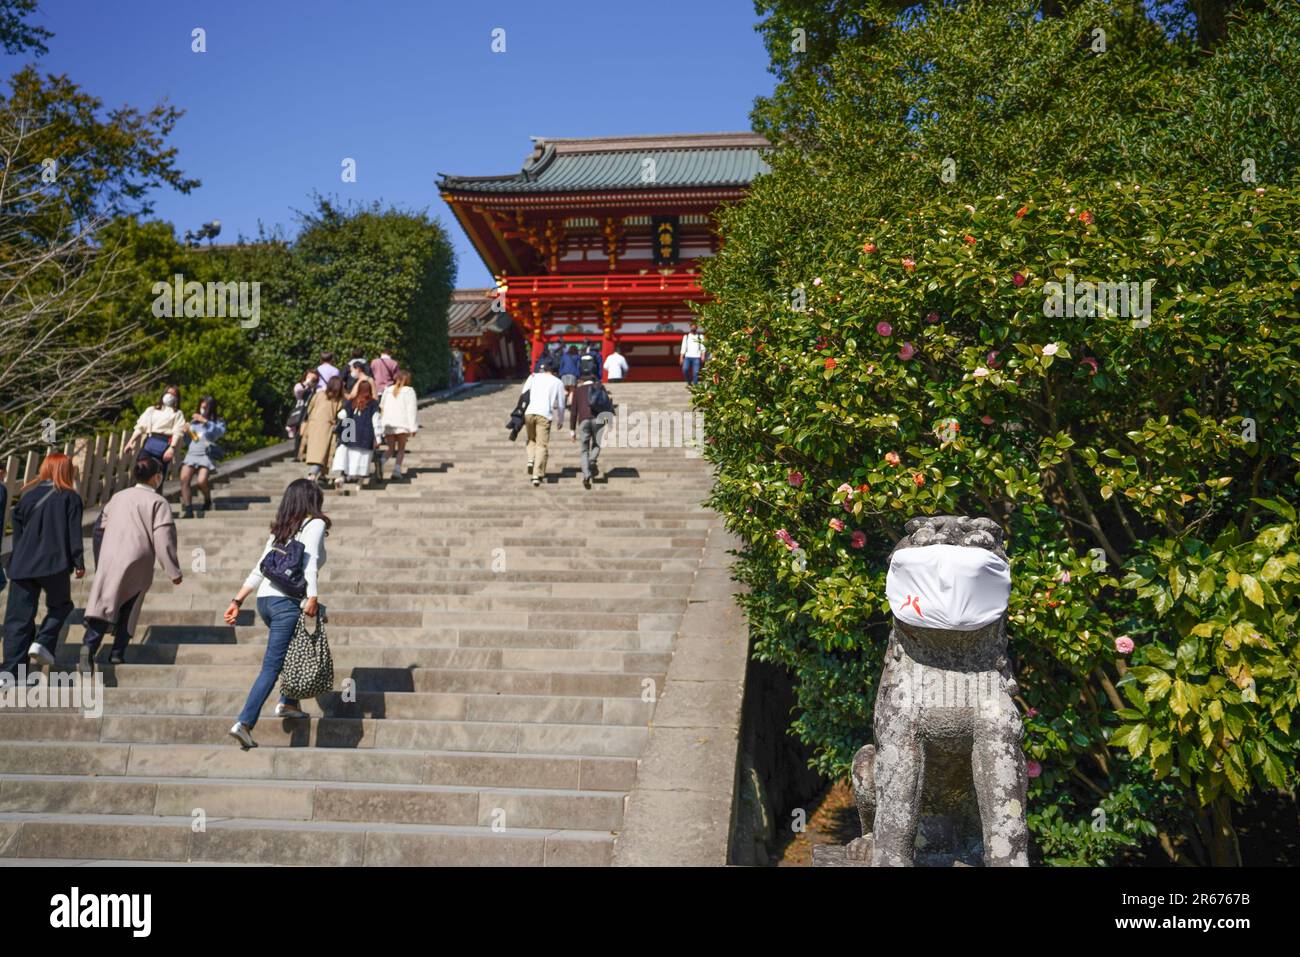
299, 391, 343, 467
85, 484, 182, 634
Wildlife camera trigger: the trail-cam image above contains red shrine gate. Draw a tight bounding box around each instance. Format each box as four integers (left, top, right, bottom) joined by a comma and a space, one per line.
439, 133, 769, 381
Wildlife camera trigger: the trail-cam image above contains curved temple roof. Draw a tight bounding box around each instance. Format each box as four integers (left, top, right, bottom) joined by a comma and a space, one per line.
439, 132, 770, 194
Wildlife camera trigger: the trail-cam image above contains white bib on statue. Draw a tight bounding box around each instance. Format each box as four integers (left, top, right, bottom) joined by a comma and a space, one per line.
886, 544, 1010, 631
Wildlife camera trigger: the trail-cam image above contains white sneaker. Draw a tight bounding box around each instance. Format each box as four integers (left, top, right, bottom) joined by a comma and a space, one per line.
274, 703, 308, 719
390, 466, 402, 479
228, 722, 257, 750
28, 644, 55, 668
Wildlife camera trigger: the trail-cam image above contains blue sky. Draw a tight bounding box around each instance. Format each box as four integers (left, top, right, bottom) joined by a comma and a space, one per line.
3, 1, 773, 286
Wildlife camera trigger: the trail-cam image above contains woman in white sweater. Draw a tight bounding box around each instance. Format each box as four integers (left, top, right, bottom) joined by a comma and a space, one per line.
378, 369, 419, 480
222, 479, 329, 749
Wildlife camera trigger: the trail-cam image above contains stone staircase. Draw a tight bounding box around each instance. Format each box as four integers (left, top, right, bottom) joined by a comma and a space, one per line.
0, 381, 723, 865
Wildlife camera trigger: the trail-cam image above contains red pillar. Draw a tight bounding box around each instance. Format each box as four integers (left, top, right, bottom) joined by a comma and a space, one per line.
529, 299, 544, 372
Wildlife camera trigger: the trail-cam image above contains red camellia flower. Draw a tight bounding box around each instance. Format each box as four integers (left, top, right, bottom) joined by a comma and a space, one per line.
898, 342, 915, 361
987, 350, 1000, 367
1012, 272, 1026, 287
862, 241, 877, 253
1079, 210, 1094, 224
850, 531, 867, 549
902, 257, 916, 271
981, 415, 995, 426
885, 451, 901, 467
787, 471, 803, 488
913, 473, 926, 487
963, 235, 976, 245
1015, 206, 1028, 218
1026, 760, 1042, 779
1080, 356, 1099, 375
925, 311, 940, 324
876, 321, 892, 337
857, 483, 870, 493
824, 357, 837, 370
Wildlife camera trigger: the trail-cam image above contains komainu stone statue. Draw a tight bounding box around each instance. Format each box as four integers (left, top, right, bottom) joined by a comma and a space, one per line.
846, 515, 1029, 867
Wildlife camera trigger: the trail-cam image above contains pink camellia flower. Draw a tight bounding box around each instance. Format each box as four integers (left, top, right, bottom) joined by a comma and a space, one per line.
862, 241, 877, 253
813, 277, 823, 286
1115, 635, 1135, 655
830, 518, 846, 532
913, 473, 926, 487
1026, 707, 1039, 718
850, 531, 867, 549
925, 311, 940, 324
837, 482, 854, 496
1059, 570, 1071, 584
787, 471, 804, 488
902, 257, 916, 271
1042, 343, 1059, 356
972, 366, 990, 379
884, 451, 901, 467
980, 415, 995, 425
775, 528, 800, 551
1080, 356, 1099, 375
1026, 761, 1043, 779
1012, 272, 1026, 287
876, 321, 893, 337
824, 357, 837, 370
898, 342, 915, 360
986, 350, 1000, 367
842, 498, 854, 513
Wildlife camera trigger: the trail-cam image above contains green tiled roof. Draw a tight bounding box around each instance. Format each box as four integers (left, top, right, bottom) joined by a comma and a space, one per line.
439, 132, 770, 194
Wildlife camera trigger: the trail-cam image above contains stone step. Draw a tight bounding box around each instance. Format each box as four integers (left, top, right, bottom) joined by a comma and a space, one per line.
0, 774, 624, 831
0, 742, 636, 790
0, 812, 612, 866
1, 712, 651, 755
49, 686, 656, 725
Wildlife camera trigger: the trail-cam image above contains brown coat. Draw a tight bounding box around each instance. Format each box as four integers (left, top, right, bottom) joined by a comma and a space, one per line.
85, 484, 182, 635
299, 391, 343, 467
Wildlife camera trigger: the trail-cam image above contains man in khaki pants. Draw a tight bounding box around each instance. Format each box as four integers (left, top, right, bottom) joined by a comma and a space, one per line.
520, 357, 566, 487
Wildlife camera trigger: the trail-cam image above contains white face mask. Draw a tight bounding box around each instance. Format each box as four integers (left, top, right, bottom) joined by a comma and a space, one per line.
162, 393, 177, 408
886, 543, 1011, 631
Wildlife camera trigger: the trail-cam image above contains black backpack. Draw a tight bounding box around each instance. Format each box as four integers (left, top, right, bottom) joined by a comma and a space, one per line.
588, 382, 614, 416
258, 522, 309, 598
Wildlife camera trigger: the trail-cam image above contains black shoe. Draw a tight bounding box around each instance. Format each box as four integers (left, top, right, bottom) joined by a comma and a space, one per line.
590, 462, 600, 477
583, 475, 591, 489
202, 492, 213, 511
78, 645, 95, 676
182, 505, 195, 519
109, 650, 125, 666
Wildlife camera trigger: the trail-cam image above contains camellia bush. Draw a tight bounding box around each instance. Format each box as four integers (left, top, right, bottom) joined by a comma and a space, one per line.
700, 0, 1300, 865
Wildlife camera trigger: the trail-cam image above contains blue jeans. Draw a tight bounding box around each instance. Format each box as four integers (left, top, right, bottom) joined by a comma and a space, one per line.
237, 596, 301, 728
682, 356, 701, 384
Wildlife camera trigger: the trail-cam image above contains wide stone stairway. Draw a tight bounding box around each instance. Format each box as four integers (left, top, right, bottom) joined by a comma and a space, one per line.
0, 382, 724, 865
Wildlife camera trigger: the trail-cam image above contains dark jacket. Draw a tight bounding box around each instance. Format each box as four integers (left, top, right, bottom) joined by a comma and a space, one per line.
9, 481, 84, 579
559, 352, 582, 378
342, 399, 380, 450
0, 482, 7, 587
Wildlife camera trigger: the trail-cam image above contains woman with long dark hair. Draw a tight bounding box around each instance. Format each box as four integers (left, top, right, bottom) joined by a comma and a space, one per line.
0, 453, 85, 685
223, 478, 330, 749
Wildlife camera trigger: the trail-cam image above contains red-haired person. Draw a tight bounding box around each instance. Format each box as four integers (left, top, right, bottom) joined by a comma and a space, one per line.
0, 453, 85, 685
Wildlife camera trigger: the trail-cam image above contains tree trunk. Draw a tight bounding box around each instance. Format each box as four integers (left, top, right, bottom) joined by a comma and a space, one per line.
1202, 796, 1243, 866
